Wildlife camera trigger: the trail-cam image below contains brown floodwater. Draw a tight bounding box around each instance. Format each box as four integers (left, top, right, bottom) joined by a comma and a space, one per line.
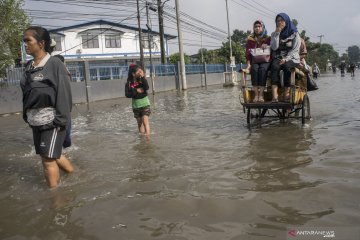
0, 72, 359, 240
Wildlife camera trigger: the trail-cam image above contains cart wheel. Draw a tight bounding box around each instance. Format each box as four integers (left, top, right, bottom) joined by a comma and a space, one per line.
301, 94, 311, 124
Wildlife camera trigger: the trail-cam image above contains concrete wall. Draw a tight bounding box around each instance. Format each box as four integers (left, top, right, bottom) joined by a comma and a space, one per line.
153, 75, 178, 93
88, 79, 126, 102
0, 72, 226, 115
71, 82, 88, 103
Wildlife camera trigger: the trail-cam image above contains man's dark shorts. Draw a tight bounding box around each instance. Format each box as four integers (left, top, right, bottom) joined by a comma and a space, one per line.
32, 127, 66, 159
133, 106, 151, 118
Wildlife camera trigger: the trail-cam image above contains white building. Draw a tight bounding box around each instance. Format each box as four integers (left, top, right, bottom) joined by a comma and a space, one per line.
48, 19, 176, 62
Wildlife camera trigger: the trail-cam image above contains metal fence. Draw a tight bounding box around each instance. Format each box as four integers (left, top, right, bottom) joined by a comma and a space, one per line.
2, 63, 243, 86
1, 68, 23, 87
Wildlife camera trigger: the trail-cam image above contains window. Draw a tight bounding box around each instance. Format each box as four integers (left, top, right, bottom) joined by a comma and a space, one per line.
81, 30, 99, 49
105, 35, 121, 48
50, 34, 62, 51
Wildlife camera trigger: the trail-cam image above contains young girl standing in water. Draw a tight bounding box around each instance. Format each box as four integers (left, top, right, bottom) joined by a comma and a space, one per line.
125, 64, 151, 135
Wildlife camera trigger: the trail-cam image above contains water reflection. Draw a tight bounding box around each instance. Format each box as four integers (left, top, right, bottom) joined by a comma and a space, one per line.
129, 139, 161, 183
235, 124, 322, 192
260, 200, 334, 225
152, 90, 191, 115
0, 188, 98, 240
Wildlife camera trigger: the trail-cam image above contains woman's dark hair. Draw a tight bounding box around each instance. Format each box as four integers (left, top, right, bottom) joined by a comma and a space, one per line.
127, 64, 140, 82
25, 26, 52, 54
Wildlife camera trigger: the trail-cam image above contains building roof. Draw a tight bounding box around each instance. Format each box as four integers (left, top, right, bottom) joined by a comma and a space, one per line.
49, 19, 177, 39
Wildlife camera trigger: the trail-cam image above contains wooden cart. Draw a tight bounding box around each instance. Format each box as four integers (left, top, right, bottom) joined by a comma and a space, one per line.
240, 68, 311, 124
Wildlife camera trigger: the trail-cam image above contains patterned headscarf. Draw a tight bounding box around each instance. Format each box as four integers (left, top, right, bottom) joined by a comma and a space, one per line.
276, 13, 298, 39
253, 20, 268, 38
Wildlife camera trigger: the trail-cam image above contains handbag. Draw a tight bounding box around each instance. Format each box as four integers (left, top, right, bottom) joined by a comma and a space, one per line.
250, 46, 271, 64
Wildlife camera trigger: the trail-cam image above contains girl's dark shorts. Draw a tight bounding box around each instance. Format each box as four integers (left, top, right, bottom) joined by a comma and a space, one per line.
133, 106, 151, 118
32, 126, 66, 159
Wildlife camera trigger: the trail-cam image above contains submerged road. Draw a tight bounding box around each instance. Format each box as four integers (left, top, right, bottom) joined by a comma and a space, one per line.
0, 72, 359, 239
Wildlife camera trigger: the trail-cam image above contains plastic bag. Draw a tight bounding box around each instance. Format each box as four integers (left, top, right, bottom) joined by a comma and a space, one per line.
306, 74, 318, 91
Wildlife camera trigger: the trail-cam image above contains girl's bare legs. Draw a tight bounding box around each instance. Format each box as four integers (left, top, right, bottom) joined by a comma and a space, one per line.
136, 117, 145, 134
142, 115, 150, 135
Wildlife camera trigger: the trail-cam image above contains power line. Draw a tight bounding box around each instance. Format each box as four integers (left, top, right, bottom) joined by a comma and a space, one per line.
230, 0, 273, 19
247, 0, 277, 14
25, 0, 234, 54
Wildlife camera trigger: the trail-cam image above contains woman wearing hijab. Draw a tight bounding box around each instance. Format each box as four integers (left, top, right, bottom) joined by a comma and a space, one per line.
244, 20, 271, 102
270, 13, 301, 102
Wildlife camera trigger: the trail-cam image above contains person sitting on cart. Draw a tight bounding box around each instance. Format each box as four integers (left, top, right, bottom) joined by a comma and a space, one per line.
299, 39, 318, 91
270, 13, 301, 102
299, 38, 307, 70
243, 20, 271, 103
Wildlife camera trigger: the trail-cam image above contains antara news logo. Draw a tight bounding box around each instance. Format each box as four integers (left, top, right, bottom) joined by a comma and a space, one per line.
287, 229, 335, 238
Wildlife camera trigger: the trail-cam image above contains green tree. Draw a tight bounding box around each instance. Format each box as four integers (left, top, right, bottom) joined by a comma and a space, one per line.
0, 0, 30, 77
292, 19, 298, 27
291, 18, 340, 69
340, 53, 349, 63
196, 48, 213, 63
197, 48, 207, 62
206, 49, 224, 63
306, 43, 339, 70
347, 45, 360, 63
231, 29, 251, 47
219, 41, 246, 64
299, 30, 310, 43
168, 52, 190, 64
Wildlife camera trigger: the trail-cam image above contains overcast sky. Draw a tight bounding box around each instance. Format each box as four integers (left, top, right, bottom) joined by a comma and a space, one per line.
25, 0, 360, 55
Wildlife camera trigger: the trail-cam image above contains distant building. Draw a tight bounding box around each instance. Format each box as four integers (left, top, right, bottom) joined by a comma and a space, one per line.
42, 20, 176, 63
189, 53, 201, 64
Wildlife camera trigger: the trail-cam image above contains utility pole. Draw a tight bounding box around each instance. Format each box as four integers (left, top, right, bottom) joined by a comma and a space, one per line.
146, 2, 155, 94
175, 0, 187, 90
200, 31, 204, 87
225, 0, 233, 67
201, 31, 204, 63
318, 34, 324, 44
136, 0, 145, 69
157, 0, 166, 63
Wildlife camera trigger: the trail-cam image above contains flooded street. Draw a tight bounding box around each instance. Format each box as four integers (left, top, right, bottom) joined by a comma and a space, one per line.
1, 73, 360, 239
